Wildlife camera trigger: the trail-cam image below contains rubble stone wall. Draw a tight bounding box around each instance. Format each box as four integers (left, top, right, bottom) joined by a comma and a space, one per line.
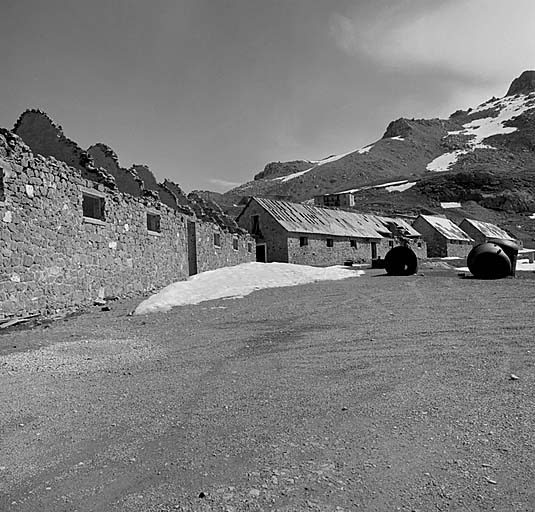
287, 234, 376, 266
0, 132, 253, 318
195, 222, 254, 274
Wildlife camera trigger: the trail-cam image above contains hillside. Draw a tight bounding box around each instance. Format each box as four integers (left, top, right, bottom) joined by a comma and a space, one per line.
211, 71, 535, 243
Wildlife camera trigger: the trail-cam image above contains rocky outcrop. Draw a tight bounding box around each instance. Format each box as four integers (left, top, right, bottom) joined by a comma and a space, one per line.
506, 70, 535, 96
254, 160, 312, 181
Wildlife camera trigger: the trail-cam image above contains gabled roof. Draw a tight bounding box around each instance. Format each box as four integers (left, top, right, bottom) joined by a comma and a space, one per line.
246, 198, 384, 239
417, 214, 473, 242
461, 218, 515, 241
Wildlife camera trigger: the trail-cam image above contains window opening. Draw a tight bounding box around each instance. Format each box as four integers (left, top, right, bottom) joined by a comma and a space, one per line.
213, 232, 221, 247
300, 236, 308, 247
326, 238, 334, 248
147, 212, 161, 233
232, 237, 239, 250
247, 241, 253, 253
0, 168, 5, 202
82, 192, 105, 221
350, 239, 357, 248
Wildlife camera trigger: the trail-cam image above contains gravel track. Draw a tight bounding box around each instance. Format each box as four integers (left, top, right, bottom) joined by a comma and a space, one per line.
1, 268, 535, 511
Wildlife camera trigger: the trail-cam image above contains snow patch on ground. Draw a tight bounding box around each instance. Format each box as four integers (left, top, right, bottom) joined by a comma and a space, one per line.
274, 150, 355, 183
427, 94, 535, 172
387, 136, 405, 141
427, 150, 468, 172
135, 262, 363, 314
529, 213, 535, 219
441, 202, 462, 209
357, 144, 374, 154
385, 181, 416, 192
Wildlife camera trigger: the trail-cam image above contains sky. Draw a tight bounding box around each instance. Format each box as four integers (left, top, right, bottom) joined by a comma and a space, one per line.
2, 0, 534, 193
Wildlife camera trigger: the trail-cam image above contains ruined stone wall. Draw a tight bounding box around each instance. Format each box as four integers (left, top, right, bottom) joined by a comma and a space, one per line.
87, 143, 143, 197
13, 110, 89, 172
194, 222, 254, 274
0, 131, 190, 318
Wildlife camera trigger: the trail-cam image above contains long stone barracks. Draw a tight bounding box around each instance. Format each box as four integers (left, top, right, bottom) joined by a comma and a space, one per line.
0, 110, 254, 319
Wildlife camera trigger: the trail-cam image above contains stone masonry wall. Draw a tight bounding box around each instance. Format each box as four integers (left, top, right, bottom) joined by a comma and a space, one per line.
287, 234, 377, 266
236, 200, 289, 262
0, 131, 254, 319
195, 222, 254, 274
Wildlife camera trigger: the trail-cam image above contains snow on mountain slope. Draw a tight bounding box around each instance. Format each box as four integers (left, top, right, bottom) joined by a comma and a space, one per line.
427, 92, 535, 172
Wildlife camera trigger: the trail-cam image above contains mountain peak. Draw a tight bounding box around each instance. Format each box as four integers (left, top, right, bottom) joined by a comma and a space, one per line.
506, 70, 535, 96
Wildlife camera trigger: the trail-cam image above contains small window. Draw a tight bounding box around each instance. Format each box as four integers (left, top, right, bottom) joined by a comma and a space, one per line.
350, 239, 357, 249
251, 215, 260, 235
417, 242, 422, 248
389, 240, 394, 248
232, 237, 239, 251
0, 168, 5, 202
82, 191, 105, 221
326, 238, 333, 248
300, 236, 308, 247
247, 241, 253, 253
147, 212, 161, 233
213, 232, 221, 247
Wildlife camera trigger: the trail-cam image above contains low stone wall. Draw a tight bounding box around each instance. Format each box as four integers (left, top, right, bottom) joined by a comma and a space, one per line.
0, 131, 253, 318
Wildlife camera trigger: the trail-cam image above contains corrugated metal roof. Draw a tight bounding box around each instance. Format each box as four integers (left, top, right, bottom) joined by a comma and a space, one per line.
252, 198, 384, 238
374, 215, 422, 238
462, 218, 515, 241
419, 215, 473, 241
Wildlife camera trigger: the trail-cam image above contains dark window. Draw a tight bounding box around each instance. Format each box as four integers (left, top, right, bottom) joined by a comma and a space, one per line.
251, 215, 260, 235
232, 237, 239, 250
389, 240, 394, 248
350, 239, 357, 248
417, 242, 422, 248
300, 236, 308, 247
247, 241, 253, 253
0, 168, 4, 202
147, 213, 161, 233
326, 238, 334, 248
213, 232, 221, 247
82, 193, 105, 221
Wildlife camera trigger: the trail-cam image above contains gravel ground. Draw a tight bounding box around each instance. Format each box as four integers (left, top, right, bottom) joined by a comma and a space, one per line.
1, 267, 535, 511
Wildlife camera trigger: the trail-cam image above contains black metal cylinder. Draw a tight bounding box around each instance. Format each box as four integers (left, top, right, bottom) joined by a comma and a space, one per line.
384, 246, 418, 276
467, 242, 512, 279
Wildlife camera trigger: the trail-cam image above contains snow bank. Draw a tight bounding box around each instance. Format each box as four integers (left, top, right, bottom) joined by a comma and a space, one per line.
134, 262, 364, 314
427, 93, 535, 172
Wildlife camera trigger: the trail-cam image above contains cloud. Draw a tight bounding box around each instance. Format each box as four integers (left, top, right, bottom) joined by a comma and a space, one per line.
329, 0, 535, 85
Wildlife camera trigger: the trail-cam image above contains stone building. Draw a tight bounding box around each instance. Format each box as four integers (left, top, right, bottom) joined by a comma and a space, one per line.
458, 218, 518, 246
237, 197, 427, 265
0, 111, 254, 319
314, 191, 355, 208
413, 214, 473, 258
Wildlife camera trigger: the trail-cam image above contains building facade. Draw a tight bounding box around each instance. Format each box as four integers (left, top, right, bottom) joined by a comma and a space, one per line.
458, 218, 519, 246
413, 214, 473, 258
237, 197, 427, 265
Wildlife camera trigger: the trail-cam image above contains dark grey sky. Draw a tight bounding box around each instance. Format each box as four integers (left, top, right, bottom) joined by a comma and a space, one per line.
2, 0, 534, 192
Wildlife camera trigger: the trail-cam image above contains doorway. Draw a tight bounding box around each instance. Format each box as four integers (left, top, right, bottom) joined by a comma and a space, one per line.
371, 241, 377, 260
256, 243, 266, 262
187, 221, 198, 275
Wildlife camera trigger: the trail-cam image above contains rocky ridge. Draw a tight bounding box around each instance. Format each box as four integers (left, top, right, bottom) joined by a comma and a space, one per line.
216, 71, 535, 239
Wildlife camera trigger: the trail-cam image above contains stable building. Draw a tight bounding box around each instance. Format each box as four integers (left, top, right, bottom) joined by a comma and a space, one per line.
458, 218, 518, 246
413, 214, 473, 258
237, 197, 426, 265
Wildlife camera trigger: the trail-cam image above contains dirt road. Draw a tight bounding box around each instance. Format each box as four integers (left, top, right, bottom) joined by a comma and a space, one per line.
1, 268, 535, 511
